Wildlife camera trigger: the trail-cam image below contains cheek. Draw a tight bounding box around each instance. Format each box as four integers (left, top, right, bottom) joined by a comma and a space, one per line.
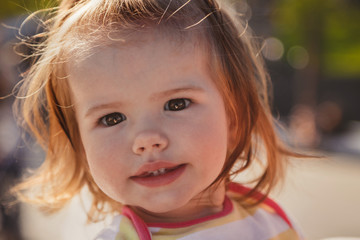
181, 106, 228, 169
80, 130, 128, 176
81, 132, 131, 199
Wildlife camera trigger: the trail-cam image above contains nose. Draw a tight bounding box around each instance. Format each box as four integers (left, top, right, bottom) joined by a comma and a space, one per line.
132, 131, 168, 155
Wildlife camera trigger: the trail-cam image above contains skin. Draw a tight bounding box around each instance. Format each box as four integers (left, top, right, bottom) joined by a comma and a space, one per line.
67, 34, 230, 223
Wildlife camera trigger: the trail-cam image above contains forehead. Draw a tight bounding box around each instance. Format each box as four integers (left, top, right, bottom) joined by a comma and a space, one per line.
66, 28, 212, 79
65, 32, 214, 101
65, 25, 208, 63
68, 32, 199, 73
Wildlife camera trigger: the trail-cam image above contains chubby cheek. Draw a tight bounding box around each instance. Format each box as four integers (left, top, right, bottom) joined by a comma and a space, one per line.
82, 128, 129, 165
182, 108, 228, 175
80, 131, 130, 197
86, 153, 128, 201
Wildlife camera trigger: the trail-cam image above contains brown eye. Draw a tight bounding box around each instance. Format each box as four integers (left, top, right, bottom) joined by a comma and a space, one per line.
164, 98, 191, 111
100, 112, 126, 126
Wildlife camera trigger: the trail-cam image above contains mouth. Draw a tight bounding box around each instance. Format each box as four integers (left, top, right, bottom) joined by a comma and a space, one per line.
133, 164, 185, 178
130, 164, 186, 188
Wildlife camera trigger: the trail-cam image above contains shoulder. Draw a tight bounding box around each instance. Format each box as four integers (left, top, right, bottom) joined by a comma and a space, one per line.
227, 182, 304, 240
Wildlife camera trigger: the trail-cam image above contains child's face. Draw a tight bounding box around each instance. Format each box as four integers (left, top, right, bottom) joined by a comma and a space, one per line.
68, 35, 229, 218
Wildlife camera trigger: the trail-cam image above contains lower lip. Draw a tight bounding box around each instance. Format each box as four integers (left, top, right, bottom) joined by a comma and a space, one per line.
131, 164, 186, 188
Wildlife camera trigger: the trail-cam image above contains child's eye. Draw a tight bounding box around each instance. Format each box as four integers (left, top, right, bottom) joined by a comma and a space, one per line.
99, 112, 126, 127
164, 98, 191, 111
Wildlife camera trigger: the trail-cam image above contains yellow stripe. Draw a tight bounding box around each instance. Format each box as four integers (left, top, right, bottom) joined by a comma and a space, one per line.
268, 229, 302, 240
116, 217, 140, 240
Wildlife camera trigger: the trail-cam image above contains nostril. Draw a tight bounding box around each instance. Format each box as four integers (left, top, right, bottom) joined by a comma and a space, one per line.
132, 132, 168, 155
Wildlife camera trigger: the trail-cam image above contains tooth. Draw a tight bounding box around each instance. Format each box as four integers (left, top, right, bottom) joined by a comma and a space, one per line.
146, 168, 168, 177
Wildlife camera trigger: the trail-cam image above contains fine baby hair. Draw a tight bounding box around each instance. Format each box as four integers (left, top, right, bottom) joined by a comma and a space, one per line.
12, 0, 302, 238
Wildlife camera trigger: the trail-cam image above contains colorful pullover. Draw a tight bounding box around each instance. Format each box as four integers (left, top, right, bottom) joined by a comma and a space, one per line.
95, 183, 303, 240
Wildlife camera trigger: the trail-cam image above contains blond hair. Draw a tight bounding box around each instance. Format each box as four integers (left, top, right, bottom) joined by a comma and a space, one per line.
13, 0, 297, 222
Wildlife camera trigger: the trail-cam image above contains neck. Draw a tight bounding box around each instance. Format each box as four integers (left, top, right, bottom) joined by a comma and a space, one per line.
131, 183, 226, 223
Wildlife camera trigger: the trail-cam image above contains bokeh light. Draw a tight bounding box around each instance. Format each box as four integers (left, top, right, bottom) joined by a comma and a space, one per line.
262, 37, 284, 61
287, 45, 309, 69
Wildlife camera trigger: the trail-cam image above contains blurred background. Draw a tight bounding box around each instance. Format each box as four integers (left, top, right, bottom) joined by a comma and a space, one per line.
0, 0, 359, 239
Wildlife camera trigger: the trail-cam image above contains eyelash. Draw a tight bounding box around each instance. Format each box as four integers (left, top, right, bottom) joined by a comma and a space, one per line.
98, 98, 192, 127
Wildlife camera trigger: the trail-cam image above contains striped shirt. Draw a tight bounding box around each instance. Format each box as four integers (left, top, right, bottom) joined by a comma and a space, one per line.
95, 183, 303, 240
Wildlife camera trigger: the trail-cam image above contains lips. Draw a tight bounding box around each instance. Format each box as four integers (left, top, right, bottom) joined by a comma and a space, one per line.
130, 162, 186, 188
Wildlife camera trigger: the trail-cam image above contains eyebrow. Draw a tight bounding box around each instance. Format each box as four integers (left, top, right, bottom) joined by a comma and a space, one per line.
85, 101, 124, 117
149, 86, 204, 101
84, 85, 204, 117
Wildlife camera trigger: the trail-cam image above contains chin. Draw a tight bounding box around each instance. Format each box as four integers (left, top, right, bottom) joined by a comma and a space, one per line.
145, 200, 185, 214
142, 195, 192, 214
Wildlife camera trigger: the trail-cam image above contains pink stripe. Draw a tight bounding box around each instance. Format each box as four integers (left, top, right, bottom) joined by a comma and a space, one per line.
227, 182, 293, 228
122, 206, 152, 240
147, 196, 233, 228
